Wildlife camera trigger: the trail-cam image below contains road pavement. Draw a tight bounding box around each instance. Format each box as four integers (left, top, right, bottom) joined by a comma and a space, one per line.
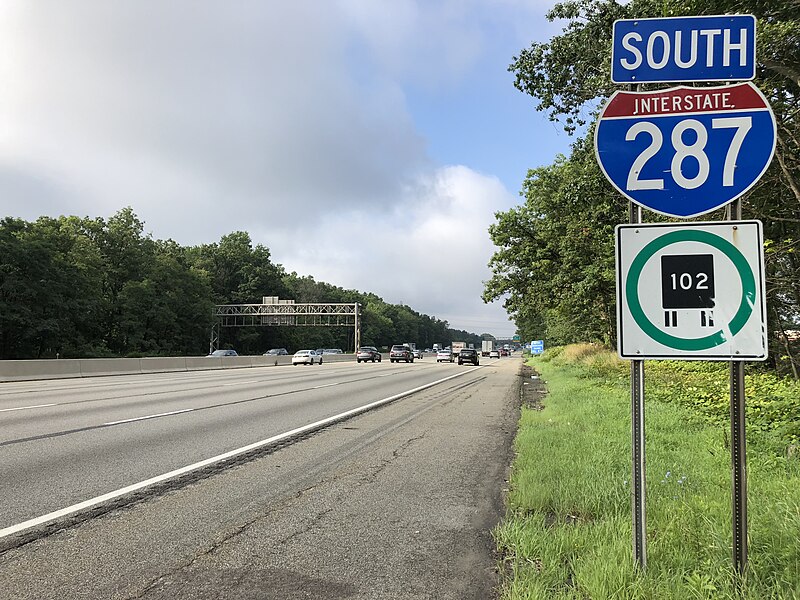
0, 357, 522, 599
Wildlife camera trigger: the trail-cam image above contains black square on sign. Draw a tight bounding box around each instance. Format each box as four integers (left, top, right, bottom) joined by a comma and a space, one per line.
661, 254, 715, 309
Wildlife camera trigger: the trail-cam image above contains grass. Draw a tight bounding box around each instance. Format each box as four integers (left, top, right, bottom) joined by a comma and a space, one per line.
496, 345, 800, 599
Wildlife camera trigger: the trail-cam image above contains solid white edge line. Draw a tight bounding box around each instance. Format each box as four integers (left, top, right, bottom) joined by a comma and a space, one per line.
103, 408, 195, 426
0, 367, 479, 540
0, 403, 57, 413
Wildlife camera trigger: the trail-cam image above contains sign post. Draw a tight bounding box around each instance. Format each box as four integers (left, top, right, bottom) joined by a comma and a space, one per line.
628, 201, 646, 570
600, 13, 771, 576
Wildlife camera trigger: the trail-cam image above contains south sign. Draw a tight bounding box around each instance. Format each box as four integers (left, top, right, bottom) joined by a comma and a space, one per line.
611, 15, 756, 83
595, 82, 776, 218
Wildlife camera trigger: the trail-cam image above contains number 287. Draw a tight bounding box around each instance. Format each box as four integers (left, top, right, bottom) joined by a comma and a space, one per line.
626, 117, 751, 191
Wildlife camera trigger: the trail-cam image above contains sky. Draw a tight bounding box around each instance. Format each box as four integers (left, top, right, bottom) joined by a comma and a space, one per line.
0, 1, 575, 338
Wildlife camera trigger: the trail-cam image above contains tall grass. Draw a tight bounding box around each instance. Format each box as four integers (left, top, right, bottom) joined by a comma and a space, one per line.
497, 345, 800, 599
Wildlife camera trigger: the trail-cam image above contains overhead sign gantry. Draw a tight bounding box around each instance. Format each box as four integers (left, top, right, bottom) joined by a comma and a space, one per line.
210, 297, 361, 353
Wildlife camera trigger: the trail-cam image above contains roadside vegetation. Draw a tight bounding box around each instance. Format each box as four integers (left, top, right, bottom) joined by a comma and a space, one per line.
496, 344, 800, 599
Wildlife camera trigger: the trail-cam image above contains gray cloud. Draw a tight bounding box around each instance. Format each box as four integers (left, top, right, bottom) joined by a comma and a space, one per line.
0, 0, 552, 336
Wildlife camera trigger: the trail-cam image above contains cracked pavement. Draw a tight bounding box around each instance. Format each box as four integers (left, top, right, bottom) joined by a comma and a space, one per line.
0, 360, 521, 599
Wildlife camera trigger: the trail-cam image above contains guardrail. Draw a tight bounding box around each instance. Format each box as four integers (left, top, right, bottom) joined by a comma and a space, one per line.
0, 353, 359, 383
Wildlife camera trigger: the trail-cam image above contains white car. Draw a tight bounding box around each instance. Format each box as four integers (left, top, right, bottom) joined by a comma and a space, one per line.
292, 350, 322, 365
489, 350, 500, 359
436, 349, 453, 363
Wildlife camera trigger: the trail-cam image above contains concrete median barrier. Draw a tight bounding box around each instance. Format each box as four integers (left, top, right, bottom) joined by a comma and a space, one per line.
0, 352, 359, 382
0, 359, 83, 382
79, 358, 143, 378
186, 357, 223, 371
140, 357, 189, 374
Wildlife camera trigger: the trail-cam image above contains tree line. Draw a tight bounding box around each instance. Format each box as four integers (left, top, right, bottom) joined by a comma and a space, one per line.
483, 0, 799, 378
0, 208, 484, 359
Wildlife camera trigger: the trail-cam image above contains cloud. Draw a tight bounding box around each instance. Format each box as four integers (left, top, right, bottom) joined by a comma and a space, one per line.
0, 0, 527, 336
268, 165, 515, 335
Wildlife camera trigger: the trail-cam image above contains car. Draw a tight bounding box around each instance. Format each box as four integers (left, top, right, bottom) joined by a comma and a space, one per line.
489, 349, 500, 359
292, 350, 322, 365
389, 344, 414, 363
412, 349, 423, 359
264, 348, 288, 356
322, 349, 343, 355
436, 349, 453, 363
458, 348, 480, 366
208, 349, 238, 357
500, 348, 510, 356
357, 346, 382, 363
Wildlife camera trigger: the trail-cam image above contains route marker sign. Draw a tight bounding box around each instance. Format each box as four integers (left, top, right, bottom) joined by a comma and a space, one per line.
616, 221, 767, 360
612, 15, 756, 83
595, 82, 776, 218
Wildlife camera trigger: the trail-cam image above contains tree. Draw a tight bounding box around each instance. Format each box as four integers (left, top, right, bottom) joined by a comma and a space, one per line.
117, 241, 213, 356
0, 216, 107, 358
495, 0, 799, 374
484, 137, 624, 345
189, 231, 288, 305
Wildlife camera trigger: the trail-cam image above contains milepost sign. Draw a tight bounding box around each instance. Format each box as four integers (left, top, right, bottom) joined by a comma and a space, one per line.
616, 221, 767, 361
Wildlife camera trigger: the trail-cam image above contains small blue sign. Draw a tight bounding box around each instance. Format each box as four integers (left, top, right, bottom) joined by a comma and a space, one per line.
595, 82, 775, 218
531, 340, 544, 355
612, 15, 756, 84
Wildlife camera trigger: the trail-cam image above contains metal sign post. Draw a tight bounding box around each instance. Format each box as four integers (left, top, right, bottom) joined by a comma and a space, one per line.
629, 201, 646, 570
728, 200, 748, 575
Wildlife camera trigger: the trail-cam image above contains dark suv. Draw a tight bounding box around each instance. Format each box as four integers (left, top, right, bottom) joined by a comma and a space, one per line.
389, 345, 414, 363
458, 348, 479, 365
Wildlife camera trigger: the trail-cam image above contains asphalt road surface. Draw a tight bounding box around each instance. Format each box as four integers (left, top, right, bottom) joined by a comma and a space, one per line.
0, 357, 522, 599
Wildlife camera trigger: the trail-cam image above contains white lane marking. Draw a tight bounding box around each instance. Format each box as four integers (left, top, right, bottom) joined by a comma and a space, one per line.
0, 367, 478, 539
222, 380, 260, 386
0, 403, 57, 413
103, 408, 194, 426
312, 382, 341, 389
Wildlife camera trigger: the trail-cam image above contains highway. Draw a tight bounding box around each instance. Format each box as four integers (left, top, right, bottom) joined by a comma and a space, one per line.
0, 356, 521, 599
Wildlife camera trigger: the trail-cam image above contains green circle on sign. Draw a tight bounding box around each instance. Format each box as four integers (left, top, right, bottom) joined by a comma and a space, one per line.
626, 229, 756, 351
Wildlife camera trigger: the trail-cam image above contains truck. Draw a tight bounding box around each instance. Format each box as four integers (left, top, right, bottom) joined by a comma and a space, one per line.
404, 342, 421, 358
451, 341, 466, 360
481, 340, 494, 357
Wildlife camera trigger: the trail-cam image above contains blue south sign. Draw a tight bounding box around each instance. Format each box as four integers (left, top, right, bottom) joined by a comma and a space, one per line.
595, 82, 776, 218
612, 15, 756, 83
